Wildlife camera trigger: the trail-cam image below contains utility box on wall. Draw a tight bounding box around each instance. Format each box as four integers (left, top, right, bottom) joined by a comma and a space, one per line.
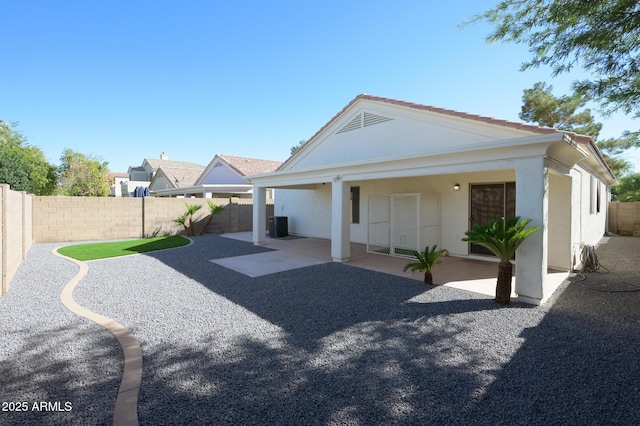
269, 216, 288, 238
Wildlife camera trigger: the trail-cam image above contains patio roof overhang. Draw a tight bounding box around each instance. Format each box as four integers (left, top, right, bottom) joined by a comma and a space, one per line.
247, 133, 589, 188
150, 184, 253, 197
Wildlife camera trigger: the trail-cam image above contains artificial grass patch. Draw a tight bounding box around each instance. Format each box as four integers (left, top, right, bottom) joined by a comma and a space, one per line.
57, 235, 190, 261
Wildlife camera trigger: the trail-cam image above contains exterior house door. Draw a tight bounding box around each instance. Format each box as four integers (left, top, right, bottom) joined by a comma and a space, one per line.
469, 182, 516, 256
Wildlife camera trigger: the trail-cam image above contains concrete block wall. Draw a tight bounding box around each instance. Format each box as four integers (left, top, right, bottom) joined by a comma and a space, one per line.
33, 197, 144, 242
32, 196, 274, 243
609, 202, 640, 236
1, 184, 32, 295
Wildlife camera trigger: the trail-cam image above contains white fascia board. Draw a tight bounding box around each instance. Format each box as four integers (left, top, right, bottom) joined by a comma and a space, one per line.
248, 133, 565, 187
151, 184, 253, 196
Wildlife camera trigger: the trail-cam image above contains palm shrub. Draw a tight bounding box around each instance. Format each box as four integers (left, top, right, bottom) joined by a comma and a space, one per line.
198, 201, 226, 235
172, 213, 190, 235
184, 203, 203, 236
462, 216, 541, 305
403, 244, 447, 285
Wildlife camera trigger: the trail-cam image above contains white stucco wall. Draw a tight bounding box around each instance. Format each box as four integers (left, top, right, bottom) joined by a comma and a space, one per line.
200, 164, 247, 185
290, 106, 535, 171
276, 169, 517, 256
276, 185, 332, 239
569, 164, 608, 267
548, 171, 572, 270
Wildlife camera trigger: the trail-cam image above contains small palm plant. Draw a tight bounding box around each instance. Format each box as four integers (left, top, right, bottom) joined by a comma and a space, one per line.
184, 203, 203, 236
198, 201, 226, 235
172, 212, 190, 235
462, 216, 541, 305
403, 244, 447, 285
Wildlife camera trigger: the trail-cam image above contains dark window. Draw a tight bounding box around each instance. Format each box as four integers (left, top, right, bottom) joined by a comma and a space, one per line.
351, 186, 360, 224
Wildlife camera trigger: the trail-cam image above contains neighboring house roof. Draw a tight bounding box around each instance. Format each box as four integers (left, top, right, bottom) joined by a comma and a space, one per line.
149, 164, 206, 190
195, 154, 283, 186
144, 158, 204, 170
218, 154, 283, 177
150, 154, 281, 197
278, 94, 613, 178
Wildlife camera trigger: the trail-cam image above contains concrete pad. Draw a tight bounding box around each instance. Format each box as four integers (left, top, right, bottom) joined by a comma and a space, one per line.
211, 251, 328, 277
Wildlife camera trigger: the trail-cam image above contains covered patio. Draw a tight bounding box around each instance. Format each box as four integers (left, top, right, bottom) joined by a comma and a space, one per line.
247, 95, 616, 305
219, 232, 569, 299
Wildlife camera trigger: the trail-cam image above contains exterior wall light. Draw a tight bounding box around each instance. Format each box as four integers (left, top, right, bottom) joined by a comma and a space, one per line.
453, 183, 461, 191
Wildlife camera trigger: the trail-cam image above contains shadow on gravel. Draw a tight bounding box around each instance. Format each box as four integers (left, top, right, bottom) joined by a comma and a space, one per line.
463, 236, 640, 424
149, 235, 501, 352
135, 235, 541, 424
0, 325, 121, 425
133, 234, 640, 424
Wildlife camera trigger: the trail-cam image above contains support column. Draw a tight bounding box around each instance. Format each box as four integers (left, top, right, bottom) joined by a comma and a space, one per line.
515, 158, 549, 305
331, 178, 351, 262
252, 186, 267, 246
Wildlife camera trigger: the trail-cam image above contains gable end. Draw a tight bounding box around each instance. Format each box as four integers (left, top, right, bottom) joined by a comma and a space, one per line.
336, 112, 393, 134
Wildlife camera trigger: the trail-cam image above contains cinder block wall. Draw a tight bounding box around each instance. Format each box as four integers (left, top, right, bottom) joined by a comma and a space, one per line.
32, 196, 274, 243
1, 184, 32, 295
609, 202, 640, 236
33, 197, 144, 242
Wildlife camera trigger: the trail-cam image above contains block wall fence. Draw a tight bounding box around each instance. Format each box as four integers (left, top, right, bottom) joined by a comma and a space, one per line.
608, 202, 640, 236
1, 189, 273, 295
1, 184, 33, 295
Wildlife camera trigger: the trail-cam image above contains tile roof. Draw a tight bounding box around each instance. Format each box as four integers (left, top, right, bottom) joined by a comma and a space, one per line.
156, 165, 205, 188
145, 158, 205, 170
279, 93, 607, 173
218, 155, 282, 177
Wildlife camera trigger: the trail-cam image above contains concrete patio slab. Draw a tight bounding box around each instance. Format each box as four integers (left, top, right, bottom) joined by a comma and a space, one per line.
220, 232, 569, 300
211, 250, 328, 277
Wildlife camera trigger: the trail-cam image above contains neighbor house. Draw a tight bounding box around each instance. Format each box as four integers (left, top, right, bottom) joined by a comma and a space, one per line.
123, 152, 204, 196
152, 154, 282, 198
148, 164, 206, 197
247, 94, 617, 305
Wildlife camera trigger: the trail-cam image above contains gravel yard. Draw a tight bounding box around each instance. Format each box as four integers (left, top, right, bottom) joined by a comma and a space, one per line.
2, 234, 639, 425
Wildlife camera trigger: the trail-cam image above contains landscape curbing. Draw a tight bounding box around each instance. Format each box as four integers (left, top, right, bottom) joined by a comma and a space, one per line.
54, 249, 142, 426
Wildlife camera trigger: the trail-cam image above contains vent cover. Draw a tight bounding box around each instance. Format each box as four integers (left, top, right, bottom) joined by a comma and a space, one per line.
336, 112, 393, 134
363, 112, 392, 127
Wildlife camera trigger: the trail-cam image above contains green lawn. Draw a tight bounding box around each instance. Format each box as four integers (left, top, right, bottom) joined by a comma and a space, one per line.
57, 235, 190, 261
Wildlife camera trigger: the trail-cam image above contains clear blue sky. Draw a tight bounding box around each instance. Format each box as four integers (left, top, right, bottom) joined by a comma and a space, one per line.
2, 0, 638, 174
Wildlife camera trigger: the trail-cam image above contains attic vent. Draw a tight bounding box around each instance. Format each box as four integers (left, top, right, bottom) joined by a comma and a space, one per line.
337, 115, 362, 134
363, 112, 392, 127
336, 112, 393, 134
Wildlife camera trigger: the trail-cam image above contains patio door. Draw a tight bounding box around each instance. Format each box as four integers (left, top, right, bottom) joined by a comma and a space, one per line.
469, 183, 516, 256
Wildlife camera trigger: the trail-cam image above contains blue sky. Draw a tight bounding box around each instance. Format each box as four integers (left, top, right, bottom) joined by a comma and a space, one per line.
2, 0, 638, 174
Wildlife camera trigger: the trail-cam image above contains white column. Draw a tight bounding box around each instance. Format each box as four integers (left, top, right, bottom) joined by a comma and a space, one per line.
252, 186, 267, 245
515, 158, 548, 305
331, 178, 351, 262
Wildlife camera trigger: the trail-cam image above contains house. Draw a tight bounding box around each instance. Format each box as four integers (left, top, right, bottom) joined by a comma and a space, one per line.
123, 152, 204, 196
148, 164, 206, 197
110, 172, 129, 197
247, 94, 617, 305
152, 154, 282, 198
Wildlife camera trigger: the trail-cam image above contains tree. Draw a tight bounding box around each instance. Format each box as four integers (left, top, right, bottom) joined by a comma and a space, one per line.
462, 217, 541, 305
614, 172, 640, 202
519, 82, 637, 177
290, 140, 306, 155
403, 245, 447, 285
476, 0, 640, 120
0, 120, 57, 195
58, 149, 111, 196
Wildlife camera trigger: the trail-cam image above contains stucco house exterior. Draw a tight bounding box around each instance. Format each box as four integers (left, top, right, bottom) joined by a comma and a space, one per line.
148, 164, 206, 197
124, 152, 204, 196
248, 94, 617, 305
